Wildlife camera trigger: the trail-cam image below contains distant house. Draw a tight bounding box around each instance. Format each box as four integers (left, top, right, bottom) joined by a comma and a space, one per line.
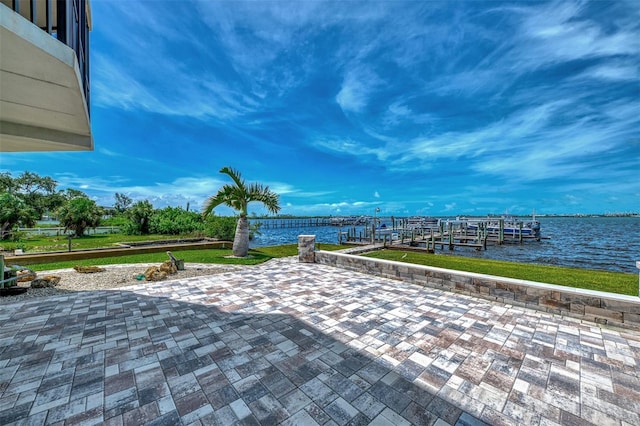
0, 0, 92, 152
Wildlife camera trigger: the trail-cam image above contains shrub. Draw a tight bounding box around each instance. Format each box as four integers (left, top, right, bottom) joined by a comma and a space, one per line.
150, 207, 204, 235
101, 214, 128, 228
204, 216, 236, 240
124, 201, 154, 235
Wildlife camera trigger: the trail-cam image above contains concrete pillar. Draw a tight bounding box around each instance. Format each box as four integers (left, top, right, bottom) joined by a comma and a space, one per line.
298, 235, 316, 263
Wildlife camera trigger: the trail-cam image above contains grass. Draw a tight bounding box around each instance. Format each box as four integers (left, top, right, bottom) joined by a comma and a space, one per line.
3, 233, 198, 253
14, 234, 633, 295
5, 233, 352, 255
26, 243, 350, 271
363, 250, 638, 296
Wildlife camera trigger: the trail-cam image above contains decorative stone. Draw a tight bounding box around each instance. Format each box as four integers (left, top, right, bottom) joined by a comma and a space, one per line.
73, 265, 106, 273
16, 269, 36, 282
31, 275, 61, 288
143, 266, 166, 281
160, 260, 177, 275
298, 235, 316, 263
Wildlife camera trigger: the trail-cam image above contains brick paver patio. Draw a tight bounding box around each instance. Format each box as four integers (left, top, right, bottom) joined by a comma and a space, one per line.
1, 257, 639, 425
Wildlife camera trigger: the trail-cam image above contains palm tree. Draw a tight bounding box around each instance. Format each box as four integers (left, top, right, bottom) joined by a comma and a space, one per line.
202, 167, 280, 257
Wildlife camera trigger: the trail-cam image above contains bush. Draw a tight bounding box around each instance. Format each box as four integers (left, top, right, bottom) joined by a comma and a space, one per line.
124, 201, 154, 235
101, 214, 128, 227
204, 216, 236, 240
150, 207, 204, 235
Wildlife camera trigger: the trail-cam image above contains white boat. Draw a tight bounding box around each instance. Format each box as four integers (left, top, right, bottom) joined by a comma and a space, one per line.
405, 216, 440, 229
464, 216, 541, 239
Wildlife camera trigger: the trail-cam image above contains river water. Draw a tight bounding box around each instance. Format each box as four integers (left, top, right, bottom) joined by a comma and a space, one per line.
250, 217, 640, 274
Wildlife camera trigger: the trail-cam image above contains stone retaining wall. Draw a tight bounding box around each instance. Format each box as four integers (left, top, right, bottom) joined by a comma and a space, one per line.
314, 250, 640, 329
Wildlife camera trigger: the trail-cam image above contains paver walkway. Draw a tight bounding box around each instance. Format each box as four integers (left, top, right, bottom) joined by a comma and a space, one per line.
1, 257, 639, 425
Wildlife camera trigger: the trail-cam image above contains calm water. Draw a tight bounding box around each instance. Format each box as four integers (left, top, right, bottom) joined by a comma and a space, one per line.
250, 217, 640, 274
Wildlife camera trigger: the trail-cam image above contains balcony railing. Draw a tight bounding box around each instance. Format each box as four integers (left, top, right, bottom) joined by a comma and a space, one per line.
3, 0, 91, 115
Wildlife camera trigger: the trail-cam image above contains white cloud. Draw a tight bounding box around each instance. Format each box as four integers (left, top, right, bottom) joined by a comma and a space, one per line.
336, 68, 383, 114
374, 191, 380, 198
564, 194, 581, 205
92, 53, 247, 121
576, 63, 639, 82
313, 137, 390, 161
519, 1, 640, 64
97, 148, 122, 157
444, 203, 457, 212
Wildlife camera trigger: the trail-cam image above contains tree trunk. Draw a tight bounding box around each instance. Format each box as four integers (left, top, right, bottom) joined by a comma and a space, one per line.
232, 215, 250, 257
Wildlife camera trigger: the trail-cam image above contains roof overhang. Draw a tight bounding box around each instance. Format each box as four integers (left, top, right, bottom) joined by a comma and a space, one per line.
0, 3, 93, 152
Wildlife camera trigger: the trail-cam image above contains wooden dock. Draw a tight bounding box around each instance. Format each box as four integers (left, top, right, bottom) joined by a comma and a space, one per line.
254, 218, 334, 229
252, 217, 370, 229
340, 218, 544, 252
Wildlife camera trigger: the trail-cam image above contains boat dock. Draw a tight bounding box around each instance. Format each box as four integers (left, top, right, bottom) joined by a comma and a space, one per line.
253, 216, 369, 229
340, 217, 545, 251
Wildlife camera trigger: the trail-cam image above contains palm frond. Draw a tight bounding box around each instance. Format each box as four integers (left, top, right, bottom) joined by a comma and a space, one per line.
247, 183, 281, 215
219, 167, 246, 193
204, 167, 280, 217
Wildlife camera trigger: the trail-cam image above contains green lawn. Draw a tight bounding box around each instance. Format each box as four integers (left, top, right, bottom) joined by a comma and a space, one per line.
11, 235, 634, 296
26, 243, 349, 271
3, 233, 198, 253
363, 250, 638, 296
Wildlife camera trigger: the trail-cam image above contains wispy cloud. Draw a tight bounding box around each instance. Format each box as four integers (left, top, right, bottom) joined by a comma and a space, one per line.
336, 67, 382, 114
575, 62, 639, 82
9, 0, 639, 216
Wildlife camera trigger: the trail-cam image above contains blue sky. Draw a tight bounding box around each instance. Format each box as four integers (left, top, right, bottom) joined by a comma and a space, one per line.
2, 0, 639, 216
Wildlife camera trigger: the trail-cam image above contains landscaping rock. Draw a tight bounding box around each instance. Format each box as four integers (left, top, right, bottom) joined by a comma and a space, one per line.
144, 266, 167, 281
16, 269, 36, 282
74, 265, 106, 273
160, 260, 177, 275
31, 275, 61, 288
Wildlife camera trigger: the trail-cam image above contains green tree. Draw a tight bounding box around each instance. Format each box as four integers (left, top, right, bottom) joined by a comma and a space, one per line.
202, 167, 280, 257
114, 193, 133, 214
61, 188, 87, 199
56, 196, 103, 237
46, 188, 89, 214
0, 172, 16, 193
0, 192, 37, 240
124, 200, 154, 235
7, 171, 60, 220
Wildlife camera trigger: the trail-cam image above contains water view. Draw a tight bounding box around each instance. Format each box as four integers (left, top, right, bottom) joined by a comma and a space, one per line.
251, 216, 640, 274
